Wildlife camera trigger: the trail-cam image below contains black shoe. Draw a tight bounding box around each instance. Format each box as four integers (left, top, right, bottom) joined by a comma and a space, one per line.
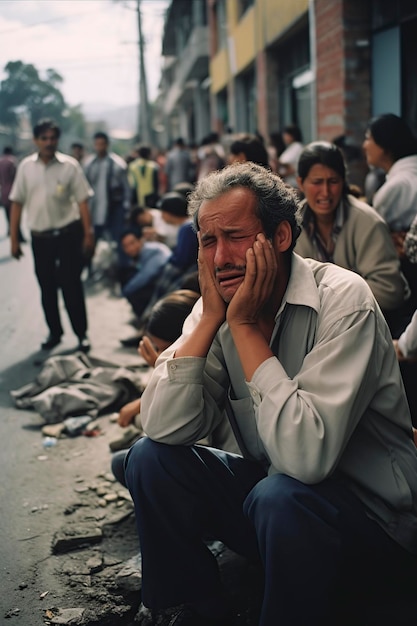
120, 334, 142, 348
41, 334, 62, 350
77, 336, 91, 353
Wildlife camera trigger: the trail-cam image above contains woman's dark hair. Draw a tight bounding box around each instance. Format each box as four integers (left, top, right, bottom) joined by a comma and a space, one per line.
283, 124, 303, 143
367, 114, 417, 162
229, 133, 270, 168
146, 290, 200, 343
269, 131, 286, 157
297, 141, 350, 195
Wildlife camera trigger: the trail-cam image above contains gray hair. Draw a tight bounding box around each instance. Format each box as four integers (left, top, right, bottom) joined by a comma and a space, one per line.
188, 162, 302, 249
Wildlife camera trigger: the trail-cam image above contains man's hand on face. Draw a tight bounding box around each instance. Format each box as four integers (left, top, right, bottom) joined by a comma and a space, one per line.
226, 233, 277, 328
198, 232, 227, 326
139, 336, 159, 368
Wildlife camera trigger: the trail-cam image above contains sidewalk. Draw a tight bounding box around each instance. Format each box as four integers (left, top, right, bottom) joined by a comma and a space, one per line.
0, 238, 149, 624
0, 232, 260, 625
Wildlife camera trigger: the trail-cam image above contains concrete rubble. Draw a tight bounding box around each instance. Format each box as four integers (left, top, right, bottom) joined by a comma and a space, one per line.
25, 463, 263, 626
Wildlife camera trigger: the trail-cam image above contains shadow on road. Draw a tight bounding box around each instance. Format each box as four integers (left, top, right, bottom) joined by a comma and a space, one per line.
0, 351, 46, 404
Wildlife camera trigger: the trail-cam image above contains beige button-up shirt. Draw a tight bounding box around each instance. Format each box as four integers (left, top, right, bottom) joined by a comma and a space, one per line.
140, 254, 417, 554
9, 151, 93, 231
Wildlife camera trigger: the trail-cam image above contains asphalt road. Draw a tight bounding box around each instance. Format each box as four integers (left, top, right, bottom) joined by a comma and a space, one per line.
0, 214, 143, 624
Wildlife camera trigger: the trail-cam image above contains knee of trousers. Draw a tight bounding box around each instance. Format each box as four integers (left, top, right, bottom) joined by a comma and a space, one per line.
124, 437, 160, 485
111, 450, 128, 487
244, 473, 337, 536
124, 437, 191, 492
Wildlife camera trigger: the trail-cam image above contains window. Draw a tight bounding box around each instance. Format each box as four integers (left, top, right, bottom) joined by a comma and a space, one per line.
277, 25, 312, 142
235, 67, 256, 133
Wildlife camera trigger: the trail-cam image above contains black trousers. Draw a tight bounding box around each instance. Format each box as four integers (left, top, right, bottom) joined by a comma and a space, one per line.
31, 221, 88, 339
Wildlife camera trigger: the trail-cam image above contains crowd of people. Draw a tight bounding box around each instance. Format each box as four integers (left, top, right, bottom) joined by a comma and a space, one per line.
4, 113, 417, 625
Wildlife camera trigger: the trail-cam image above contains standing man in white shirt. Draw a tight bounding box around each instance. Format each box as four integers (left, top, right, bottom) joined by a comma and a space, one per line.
9, 118, 94, 352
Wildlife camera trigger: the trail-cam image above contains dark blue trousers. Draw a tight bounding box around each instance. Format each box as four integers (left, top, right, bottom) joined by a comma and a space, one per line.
125, 438, 417, 626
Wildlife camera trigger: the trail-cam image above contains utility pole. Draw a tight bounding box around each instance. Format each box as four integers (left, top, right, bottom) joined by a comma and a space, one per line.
136, 0, 153, 145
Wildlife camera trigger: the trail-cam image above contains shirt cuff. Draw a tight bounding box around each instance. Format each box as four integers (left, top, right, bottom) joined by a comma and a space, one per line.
247, 355, 288, 405
166, 356, 206, 383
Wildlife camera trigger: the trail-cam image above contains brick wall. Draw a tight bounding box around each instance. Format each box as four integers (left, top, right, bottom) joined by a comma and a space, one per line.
315, 0, 372, 187
315, 0, 346, 140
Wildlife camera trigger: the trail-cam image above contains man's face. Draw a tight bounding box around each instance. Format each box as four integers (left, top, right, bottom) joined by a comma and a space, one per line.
34, 129, 59, 161
297, 164, 344, 217
72, 146, 84, 161
121, 234, 143, 258
94, 137, 108, 158
198, 187, 266, 303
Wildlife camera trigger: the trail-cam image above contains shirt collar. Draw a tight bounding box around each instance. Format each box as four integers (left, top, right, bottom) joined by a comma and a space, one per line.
301, 199, 346, 235
275, 252, 320, 319
32, 151, 65, 164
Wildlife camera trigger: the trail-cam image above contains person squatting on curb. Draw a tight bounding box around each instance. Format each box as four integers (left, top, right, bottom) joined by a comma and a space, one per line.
125, 163, 417, 626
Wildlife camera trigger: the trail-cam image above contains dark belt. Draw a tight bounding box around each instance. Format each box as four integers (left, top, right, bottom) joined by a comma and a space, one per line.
31, 220, 81, 238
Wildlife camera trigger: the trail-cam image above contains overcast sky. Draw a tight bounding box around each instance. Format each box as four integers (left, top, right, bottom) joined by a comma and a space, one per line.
0, 0, 170, 112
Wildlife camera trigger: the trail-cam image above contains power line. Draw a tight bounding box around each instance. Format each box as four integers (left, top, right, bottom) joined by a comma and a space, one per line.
0, 0, 168, 35
0, 8, 99, 35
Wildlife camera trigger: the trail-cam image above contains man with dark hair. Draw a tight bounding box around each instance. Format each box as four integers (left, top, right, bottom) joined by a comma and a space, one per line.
137, 191, 198, 325
83, 131, 131, 268
119, 227, 171, 321
128, 145, 160, 208
228, 132, 270, 168
9, 118, 94, 352
70, 142, 85, 163
125, 163, 417, 625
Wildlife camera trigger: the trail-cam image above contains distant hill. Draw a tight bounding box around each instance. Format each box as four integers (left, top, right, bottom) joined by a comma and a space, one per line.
82, 103, 137, 138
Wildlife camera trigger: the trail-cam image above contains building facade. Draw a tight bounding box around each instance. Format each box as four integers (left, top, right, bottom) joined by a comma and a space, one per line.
156, 0, 211, 148
156, 0, 417, 185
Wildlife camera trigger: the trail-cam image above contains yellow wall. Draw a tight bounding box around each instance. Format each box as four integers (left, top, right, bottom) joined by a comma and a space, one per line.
210, 0, 308, 94
261, 0, 309, 47
211, 48, 231, 93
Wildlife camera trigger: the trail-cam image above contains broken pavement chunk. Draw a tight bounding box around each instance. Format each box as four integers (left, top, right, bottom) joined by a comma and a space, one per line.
52, 526, 102, 554
44, 607, 85, 625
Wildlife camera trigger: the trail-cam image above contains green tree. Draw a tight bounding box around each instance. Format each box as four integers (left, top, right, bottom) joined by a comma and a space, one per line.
0, 60, 69, 132
66, 104, 88, 140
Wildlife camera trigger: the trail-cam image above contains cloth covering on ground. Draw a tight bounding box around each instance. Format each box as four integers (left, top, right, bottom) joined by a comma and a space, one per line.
10, 352, 146, 424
